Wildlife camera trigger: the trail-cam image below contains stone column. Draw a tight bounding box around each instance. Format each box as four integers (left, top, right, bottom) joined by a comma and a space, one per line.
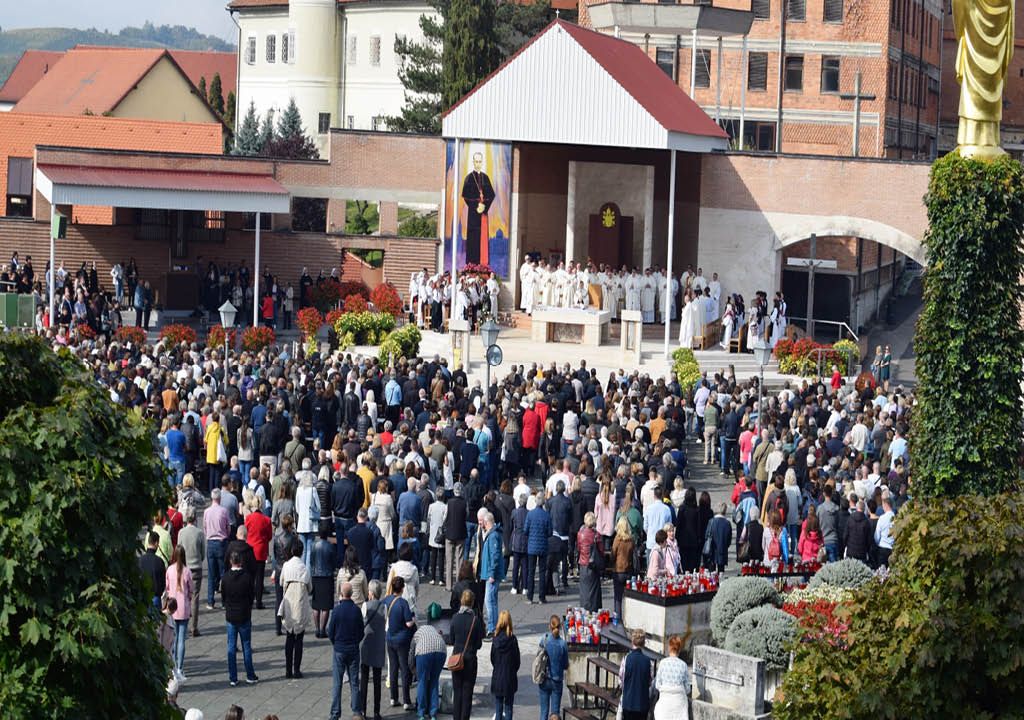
642, 165, 655, 268
566, 160, 577, 263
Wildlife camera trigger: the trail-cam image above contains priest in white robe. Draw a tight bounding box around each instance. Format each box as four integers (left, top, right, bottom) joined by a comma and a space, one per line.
625, 271, 641, 312
519, 259, 534, 312
539, 262, 554, 306
640, 270, 656, 323
708, 272, 722, 317
678, 290, 699, 348
692, 268, 707, 294
669, 274, 680, 322
721, 299, 736, 349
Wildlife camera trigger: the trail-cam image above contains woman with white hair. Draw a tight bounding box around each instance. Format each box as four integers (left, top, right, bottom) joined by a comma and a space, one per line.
783, 469, 802, 558
365, 388, 379, 432
295, 465, 321, 567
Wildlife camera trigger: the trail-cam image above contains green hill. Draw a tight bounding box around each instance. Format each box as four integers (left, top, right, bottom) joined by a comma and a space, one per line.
0, 22, 235, 84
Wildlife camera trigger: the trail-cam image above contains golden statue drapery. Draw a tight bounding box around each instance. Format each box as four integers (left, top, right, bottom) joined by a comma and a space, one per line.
953, 0, 1015, 158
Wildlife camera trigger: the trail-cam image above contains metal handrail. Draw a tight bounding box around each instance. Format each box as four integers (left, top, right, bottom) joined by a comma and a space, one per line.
809, 346, 858, 378
785, 316, 858, 343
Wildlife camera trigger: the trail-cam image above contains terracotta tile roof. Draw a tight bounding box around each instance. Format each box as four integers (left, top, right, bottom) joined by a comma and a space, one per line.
0, 50, 65, 104
11, 46, 180, 116
37, 164, 288, 195
168, 50, 237, 98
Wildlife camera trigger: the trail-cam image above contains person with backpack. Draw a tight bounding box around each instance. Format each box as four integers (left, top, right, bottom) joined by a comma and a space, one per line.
760, 474, 789, 526
535, 615, 568, 720
732, 476, 759, 555
478, 510, 504, 637
763, 510, 786, 566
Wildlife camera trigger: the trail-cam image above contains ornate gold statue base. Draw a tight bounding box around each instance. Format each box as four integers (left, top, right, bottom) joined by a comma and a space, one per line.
956, 118, 1007, 160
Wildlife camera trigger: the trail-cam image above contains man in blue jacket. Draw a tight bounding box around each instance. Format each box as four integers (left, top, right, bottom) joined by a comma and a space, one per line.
523, 498, 552, 604
327, 581, 364, 720
478, 510, 504, 636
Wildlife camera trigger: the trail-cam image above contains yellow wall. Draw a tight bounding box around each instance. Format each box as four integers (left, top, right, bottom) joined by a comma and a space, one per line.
113, 56, 221, 125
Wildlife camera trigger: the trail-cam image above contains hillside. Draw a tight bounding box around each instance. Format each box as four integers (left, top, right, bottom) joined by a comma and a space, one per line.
0, 23, 235, 84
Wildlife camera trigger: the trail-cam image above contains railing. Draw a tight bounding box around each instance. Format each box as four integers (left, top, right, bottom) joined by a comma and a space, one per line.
809, 346, 858, 378
785, 316, 858, 343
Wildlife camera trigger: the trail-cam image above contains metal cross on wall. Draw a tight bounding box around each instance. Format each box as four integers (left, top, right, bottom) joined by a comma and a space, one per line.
839, 71, 876, 158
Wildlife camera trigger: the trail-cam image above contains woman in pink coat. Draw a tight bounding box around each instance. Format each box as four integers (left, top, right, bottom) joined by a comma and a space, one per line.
164, 545, 194, 682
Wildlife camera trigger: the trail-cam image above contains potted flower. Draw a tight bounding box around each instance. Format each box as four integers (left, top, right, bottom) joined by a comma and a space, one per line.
241, 325, 276, 352
159, 323, 197, 346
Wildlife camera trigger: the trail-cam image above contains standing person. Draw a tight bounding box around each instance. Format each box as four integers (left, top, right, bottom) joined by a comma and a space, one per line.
817, 485, 841, 562
427, 491, 448, 585
244, 498, 272, 610
610, 517, 635, 618
536, 616, 568, 720
360, 581, 387, 720
510, 494, 529, 596
443, 483, 469, 591
272, 515, 297, 636
762, 510, 786, 566
490, 610, 521, 720
706, 504, 733, 573
295, 469, 321, 567
478, 510, 504, 637
676, 488, 702, 572
204, 489, 230, 610
619, 629, 653, 720
311, 523, 337, 638
164, 546, 193, 682
411, 605, 447, 720
327, 582, 365, 720
449, 590, 484, 720
653, 635, 692, 720
279, 539, 312, 679
576, 512, 604, 612
205, 412, 227, 494
524, 497, 552, 605
874, 497, 895, 567
222, 551, 259, 687
177, 507, 206, 637
384, 576, 415, 710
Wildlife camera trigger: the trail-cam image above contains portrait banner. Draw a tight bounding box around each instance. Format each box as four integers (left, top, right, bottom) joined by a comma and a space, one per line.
443, 140, 512, 279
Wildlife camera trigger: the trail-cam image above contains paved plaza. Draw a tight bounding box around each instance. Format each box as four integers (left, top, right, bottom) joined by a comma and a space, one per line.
175, 435, 736, 720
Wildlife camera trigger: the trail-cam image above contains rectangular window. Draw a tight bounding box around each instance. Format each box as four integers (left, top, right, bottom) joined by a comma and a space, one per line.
371, 115, 386, 131
266, 34, 276, 63
694, 49, 711, 88
370, 35, 381, 67
751, 0, 770, 20
6, 157, 32, 217
246, 36, 256, 65
784, 55, 804, 91
824, 0, 843, 22
318, 112, 331, 134
347, 115, 355, 129
820, 56, 840, 93
747, 52, 768, 91
756, 122, 776, 151
656, 47, 675, 78
787, 0, 806, 21
282, 33, 289, 64
347, 35, 357, 65
288, 29, 296, 63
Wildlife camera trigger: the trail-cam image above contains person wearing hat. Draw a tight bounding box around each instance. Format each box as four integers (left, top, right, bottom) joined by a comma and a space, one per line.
410, 603, 447, 720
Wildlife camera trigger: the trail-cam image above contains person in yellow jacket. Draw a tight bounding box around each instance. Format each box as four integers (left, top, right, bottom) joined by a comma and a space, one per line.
204, 412, 227, 494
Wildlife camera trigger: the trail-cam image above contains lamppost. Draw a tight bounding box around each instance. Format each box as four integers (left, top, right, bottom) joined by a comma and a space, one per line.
480, 317, 501, 405
218, 300, 237, 368
752, 337, 772, 436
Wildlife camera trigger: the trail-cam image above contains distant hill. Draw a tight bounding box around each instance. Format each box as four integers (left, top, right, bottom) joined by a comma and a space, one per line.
0, 22, 235, 84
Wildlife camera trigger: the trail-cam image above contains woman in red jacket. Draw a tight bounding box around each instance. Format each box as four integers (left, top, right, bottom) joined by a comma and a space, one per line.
245, 497, 274, 609
261, 292, 275, 329
520, 400, 540, 476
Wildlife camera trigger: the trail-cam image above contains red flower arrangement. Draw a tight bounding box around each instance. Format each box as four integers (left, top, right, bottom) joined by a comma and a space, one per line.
242, 325, 276, 352
461, 262, 495, 279
370, 283, 402, 317
339, 280, 370, 299
207, 324, 238, 349
75, 323, 96, 340
296, 307, 324, 339
783, 599, 850, 648
159, 323, 198, 346
325, 308, 344, 327
114, 326, 146, 346
343, 294, 369, 313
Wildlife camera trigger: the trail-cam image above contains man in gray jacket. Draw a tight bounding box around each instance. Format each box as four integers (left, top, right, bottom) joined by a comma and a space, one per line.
817, 484, 841, 562
177, 506, 206, 637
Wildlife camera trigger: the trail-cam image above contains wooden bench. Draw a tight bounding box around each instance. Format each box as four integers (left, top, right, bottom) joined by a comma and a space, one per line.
729, 323, 747, 353
697, 318, 721, 350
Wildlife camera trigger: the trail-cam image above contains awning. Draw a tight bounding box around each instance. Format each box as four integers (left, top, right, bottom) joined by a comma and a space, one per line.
34, 163, 291, 213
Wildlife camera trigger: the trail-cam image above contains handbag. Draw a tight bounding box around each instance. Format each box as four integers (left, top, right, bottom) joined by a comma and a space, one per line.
445, 614, 476, 672
702, 522, 714, 560
737, 540, 751, 563
433, 510, 447, 546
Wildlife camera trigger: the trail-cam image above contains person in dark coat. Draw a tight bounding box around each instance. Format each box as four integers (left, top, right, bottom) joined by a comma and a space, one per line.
741, 507, 765, 563
523, 498, 552, 604
490, 610, 521, 720
707, 504, 733, 572
619, 629, 653, 720
359, 580, 387, 720
224, 525, 258, 582
843, 500, 873, 562
494, 481, 516, 566
449, 589, 485, 720
675, 488, 702, 572
510, 495, 529, 595
444, 483, 469, 590
342, 383, 360, 431
139, 531, 166, 607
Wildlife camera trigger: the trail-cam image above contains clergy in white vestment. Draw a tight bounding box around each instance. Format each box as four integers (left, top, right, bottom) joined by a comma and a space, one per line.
551, 264, 567, 307
573, 269, 588, 308
602, 273, 617, 318
703, 288, 717, 326
721, 300, 736, 349
519, 259, 534, 311
595, 268, 608, 310
654, 271, 665, 323
625, 272, 641, 312
539, 263, 554, 306
678, 290, 699, 348
587, 264, 603, 308
709, 272, 722, 316
680, 265, 694, 292
640, 270, 656, 323
455, 283, 470, 320
769, 300, 784, 348
692, 268, 707, 294
486, 273, 500, 317
669, 274, 680, 321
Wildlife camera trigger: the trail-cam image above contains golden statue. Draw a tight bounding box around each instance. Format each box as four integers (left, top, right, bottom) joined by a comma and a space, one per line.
953, 0, 1015, 159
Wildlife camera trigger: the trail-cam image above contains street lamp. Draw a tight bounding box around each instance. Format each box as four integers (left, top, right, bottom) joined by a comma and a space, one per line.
480, 317, 501, 404
752, 337, 772, 436
218, 300, 237, 365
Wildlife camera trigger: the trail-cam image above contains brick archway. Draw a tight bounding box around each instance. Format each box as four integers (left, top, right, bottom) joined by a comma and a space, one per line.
772, 214, 926, 265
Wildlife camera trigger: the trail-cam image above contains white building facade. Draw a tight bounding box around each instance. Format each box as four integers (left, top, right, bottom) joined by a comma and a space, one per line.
229, 0, 435, 155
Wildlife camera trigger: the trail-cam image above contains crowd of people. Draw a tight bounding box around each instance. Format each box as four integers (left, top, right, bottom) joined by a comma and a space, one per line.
11, 269, 913, 719
408, 268, 501, 332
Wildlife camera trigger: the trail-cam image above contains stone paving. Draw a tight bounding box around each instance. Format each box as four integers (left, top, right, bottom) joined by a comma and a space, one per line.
175, 435, 736, 720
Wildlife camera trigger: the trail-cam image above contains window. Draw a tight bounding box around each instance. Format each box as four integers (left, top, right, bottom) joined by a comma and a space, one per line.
751, 0, 770, 19
348, 35, 357, 65
370, 35, 381, 67
694, 49, 711, 88
266, 34, 276, 63
245, 36, 256, 65
656, 47, 675, 78
347, 115, 355, 129
746, 52, 768, 91
820, 56, 840, 93
371, 115, 386, 131
721, 119, 776, 151
318, 112, 331, 134
282, 30, 295, 64
243, 212, 272, 231
784, 55, 804, 91
787, 0, 806, 20
6, 157, 32, 217
824, 0, 843, 22
888, 64, 898, 99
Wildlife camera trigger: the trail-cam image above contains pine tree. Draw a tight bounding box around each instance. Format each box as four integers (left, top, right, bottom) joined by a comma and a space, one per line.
388, 1, 447, 134
224, 91, 236, 132
198, 75, 207, 99
257, 108, 276, 155
263, 98, 319, 159
208, 73, 225, 117
232, 100, 261, 155
442, 0, 500, 110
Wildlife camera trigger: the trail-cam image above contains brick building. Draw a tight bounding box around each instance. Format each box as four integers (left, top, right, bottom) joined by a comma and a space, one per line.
580, 0, 943, 159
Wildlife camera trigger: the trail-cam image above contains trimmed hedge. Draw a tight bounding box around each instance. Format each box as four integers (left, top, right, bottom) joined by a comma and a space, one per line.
807, 558, 873, 590
710, 576, 782, 645
724, 606, 797, 671
378, 324, 422, 364
672, 347, 702, 393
